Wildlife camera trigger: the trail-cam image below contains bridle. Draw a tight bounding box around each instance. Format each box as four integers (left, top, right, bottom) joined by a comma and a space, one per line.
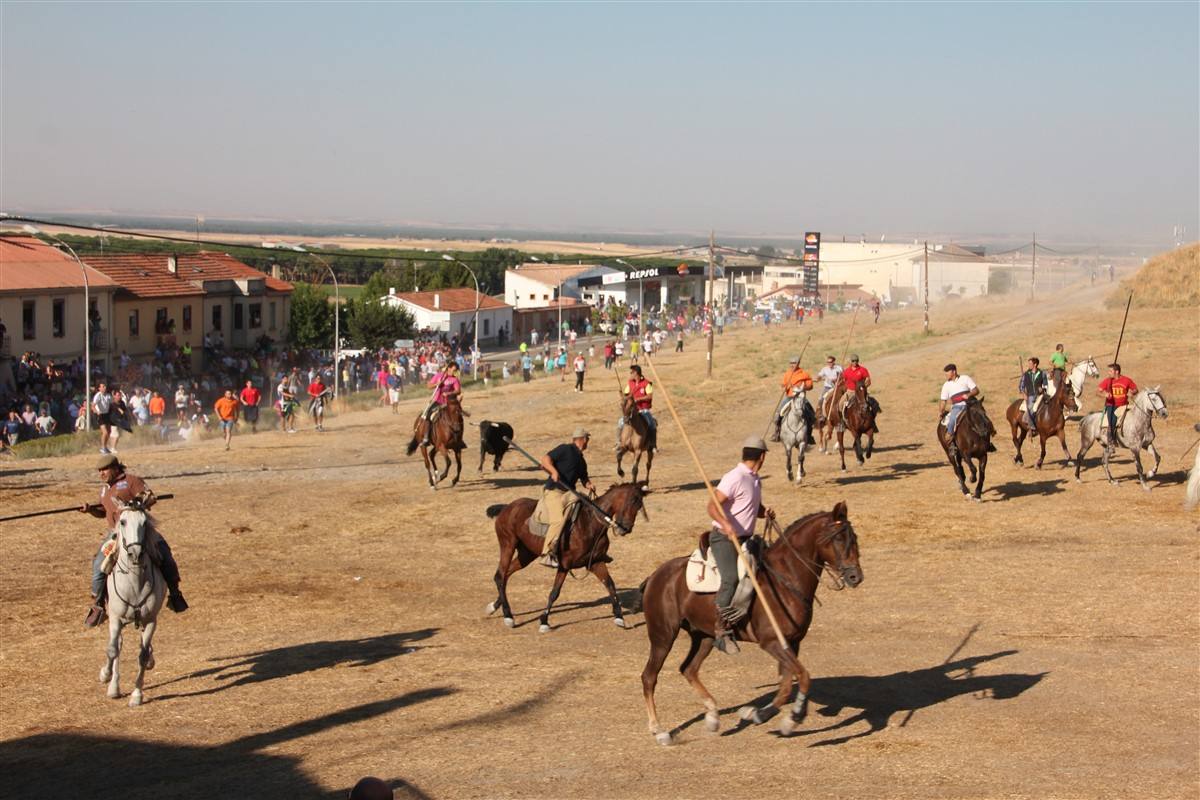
110, 508, 158, 619
761, 517, 859, 603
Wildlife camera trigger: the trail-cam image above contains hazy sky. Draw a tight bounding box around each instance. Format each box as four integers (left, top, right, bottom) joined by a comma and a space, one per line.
2, 2, 1197, 242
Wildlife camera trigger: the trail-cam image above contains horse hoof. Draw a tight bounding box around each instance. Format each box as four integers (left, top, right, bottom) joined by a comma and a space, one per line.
778, 715, 797, 736
738, 705, 764, 724
99, 668, 111, 683
705, 712, 720, 732
129, 691, 143, 708
144, 654, 156, 671
655, 731, 673, 746
539, 623, 551, 634
107, 686, 120, 700
503, 617, 515, 628
972, 496, 981, 503
612, 617, 626, 629
485, 601, 497, 615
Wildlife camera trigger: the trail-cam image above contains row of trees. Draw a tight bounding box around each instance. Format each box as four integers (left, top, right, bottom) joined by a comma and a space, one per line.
289, 270, 417, 350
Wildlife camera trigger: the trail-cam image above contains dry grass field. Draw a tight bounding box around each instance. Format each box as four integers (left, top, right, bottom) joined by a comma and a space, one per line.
2, 281, 1197, 799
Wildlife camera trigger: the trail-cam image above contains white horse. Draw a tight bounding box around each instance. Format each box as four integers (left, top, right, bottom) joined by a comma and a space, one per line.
779, 390, 811, 485
100, 501, 166, 706
1062, 358, 1101, 417
1075, 387, 1168, 490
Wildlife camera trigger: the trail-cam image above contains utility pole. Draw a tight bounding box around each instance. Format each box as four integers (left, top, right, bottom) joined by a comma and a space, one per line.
1030, 232, 1037, 300
706, 229, 715, 378
923, 241, 930, 335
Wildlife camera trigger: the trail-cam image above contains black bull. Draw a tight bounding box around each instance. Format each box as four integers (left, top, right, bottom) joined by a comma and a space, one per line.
479, 420, 514, 472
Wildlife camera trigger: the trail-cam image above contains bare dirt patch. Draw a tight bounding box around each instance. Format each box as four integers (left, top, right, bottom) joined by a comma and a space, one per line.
1, 286, 1196, 799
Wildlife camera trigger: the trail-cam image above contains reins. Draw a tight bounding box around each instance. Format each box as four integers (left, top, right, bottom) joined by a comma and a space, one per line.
758, 516, 854, 605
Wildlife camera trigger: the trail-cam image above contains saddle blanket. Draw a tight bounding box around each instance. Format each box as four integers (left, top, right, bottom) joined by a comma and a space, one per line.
686, 542, 751, 593
1018, 396, 1045, 415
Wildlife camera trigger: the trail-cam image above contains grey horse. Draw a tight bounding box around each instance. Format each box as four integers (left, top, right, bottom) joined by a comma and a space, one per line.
1075, 387, 1167, 490
779, 390, 811, 485
100, 501, 166, 706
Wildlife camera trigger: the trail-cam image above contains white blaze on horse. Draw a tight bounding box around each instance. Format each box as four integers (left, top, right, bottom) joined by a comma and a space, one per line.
1075, 387, 1168, 490
100, 500, 166, 706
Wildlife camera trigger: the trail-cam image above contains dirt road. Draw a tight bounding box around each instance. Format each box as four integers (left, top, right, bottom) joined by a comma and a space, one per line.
2, 290, 1196, 799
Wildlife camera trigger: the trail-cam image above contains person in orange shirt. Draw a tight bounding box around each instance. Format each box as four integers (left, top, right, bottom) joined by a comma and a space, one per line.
148, 391, 166, 426
771, 355, 816, 444
213, 389, 241, 451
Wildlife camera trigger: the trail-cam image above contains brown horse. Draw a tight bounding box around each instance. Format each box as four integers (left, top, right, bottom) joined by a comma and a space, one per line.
837, 384, 879, 471
817, 382, 845, 456
640, 503, 863, 744
485, 482, 650, 633
405, 396, 466, 488
616, 394, 656, 485
937, 399, 996, 501
1005, 369, 1078, 469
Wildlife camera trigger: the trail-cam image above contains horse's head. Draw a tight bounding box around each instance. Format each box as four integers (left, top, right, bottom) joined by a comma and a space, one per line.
114, 502, 150, 566
1083, 357, 1101, 379
1061, 377, 1080, 413
815, 501, 863, 588
1143, 386, 1168, 419
619, 392, 636, 418
599, 481, 651, 535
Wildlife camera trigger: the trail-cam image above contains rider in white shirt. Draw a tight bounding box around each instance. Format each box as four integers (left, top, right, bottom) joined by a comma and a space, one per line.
816, 355, 843, 422
939, 363, 979, 456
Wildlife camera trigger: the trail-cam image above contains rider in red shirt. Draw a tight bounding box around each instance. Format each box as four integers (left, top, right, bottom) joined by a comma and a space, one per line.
842, 355, 871, 392
619, 364, 657, 441
1097, 362, 1137, 447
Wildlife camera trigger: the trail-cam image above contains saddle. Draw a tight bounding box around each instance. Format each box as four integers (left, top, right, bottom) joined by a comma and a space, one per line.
526, 495, 581, 539
1018, 395, 1045, 415
686, 533, 757, 617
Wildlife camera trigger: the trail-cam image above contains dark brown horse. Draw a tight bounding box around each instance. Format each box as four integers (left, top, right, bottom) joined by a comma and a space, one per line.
640, 503, 863, 744
937, 399, 996, 501
485, 482, 650, 633
837, 384, 879, 471
1005, 369, 1078, 469
405, 396, 465, 488
616, 394, 656, 485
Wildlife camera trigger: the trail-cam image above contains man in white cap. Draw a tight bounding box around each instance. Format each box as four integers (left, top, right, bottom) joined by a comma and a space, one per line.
771, 355, 815, 444
707, 435, 775, 653
537, 428, 596, 567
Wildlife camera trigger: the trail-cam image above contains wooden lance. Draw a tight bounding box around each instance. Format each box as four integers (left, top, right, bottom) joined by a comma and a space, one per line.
1, 494, 175, 524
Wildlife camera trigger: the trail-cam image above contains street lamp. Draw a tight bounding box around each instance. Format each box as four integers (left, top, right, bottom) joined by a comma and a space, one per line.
24, 224, 91, 433
290, 245, 340, 399
441, 254, 481, 380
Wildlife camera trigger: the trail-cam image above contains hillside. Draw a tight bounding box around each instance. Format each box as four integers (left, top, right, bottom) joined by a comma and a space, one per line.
1107, 242, 1199, 308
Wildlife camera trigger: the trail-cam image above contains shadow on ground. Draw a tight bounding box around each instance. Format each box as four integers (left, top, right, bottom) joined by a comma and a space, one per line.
830, 459, 944, 486
0, 688, 452, 799
989, 479, 1067, 499
671, 649, 1045, 746
150, 628, 438, 700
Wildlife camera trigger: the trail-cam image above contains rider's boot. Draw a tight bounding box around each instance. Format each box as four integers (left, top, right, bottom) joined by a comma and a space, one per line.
769, 418, 782, 443
713, 606, 742, 655
84, 588, 107, 628
157, 543, 189, 614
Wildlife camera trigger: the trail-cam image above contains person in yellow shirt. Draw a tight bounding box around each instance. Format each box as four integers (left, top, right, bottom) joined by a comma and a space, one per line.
771, 355, 816, 444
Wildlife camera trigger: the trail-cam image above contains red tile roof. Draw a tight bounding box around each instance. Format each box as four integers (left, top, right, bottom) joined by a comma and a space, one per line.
392, 287, 511, 313
81, 252, 292, 299
0, 235, 119, 292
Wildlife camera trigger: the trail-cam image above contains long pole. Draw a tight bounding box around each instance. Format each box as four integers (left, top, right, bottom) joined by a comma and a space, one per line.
1113, 292, 1133, 365
0, 493, 176, 524
309, 252, 340, 398
706, 230, 715, 378
642, 353, 792, 650
923, 241, 930, 336
840, 302, 861, 364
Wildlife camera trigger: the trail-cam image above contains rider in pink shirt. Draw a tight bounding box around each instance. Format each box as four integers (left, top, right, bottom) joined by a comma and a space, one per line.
420, 364, 462, 445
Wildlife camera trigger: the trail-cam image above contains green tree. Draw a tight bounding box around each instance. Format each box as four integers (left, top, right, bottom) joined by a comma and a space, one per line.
345, 296, 415, 350
288, 282, 333, 348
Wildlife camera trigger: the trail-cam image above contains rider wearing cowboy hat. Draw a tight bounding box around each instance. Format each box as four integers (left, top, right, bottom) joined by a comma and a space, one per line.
79, 453, 188, 628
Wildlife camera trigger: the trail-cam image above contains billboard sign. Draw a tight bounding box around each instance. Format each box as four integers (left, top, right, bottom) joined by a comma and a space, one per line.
802, 231, 821, 293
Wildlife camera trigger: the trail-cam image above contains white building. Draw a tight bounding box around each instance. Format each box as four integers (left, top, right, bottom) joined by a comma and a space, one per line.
906, 244, 994, 299
382, 287, 513, 344
503, 263, 616, 309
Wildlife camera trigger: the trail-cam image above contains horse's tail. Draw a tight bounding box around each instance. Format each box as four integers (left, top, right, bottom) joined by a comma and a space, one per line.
486, 504, 507, 519
405, 436, 420, 456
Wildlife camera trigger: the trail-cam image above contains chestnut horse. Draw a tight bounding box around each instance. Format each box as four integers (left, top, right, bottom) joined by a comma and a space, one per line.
837, 384, 879, 471
485, 482, 650, 633
405, 396, 466, 488
1005, 369, 1078, 469
616, 394, 656, 486
640, 503, 863, 744
937, 399, 996, 501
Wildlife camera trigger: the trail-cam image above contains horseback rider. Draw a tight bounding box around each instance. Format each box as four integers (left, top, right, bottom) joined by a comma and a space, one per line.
939, 363, 980, 459
816, 355, 842, 425
537, 428, 596, 568
420, 362, 461, 446
708, 436, 775, 654
79, 453, 188, 628
1049, 344, 1069, 375
770, 355, 816, 445
1018, 356, 1047, 429
1097, 362, 1138, 448
618, 364, 657, 442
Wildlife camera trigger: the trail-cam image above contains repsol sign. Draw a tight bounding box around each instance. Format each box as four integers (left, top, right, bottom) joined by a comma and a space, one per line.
627, 268, 662, 280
